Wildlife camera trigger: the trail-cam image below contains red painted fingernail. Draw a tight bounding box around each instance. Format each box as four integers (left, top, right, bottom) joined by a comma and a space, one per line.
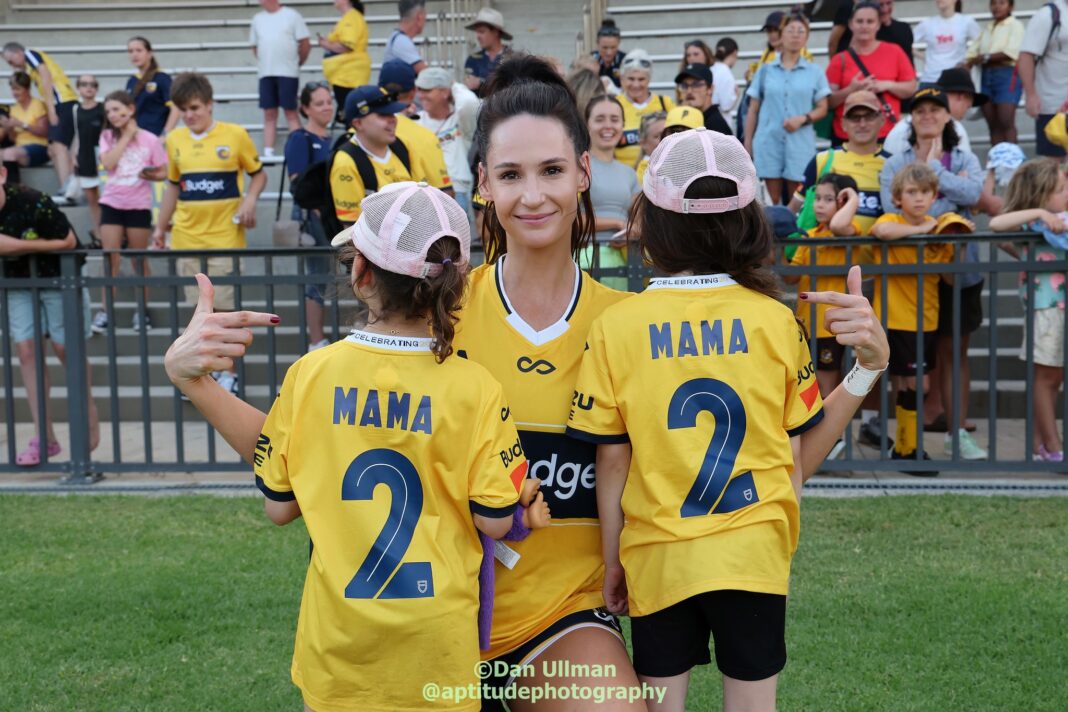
799, 293, 809, 300
270, 316, 281, 324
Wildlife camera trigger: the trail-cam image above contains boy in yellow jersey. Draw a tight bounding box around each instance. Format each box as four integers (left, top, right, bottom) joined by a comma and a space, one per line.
788, 173, 862, 396
2, 42, 79, 202
154, 72, 265, 393
569, 129, 845, 711
871, 163, 966, 472
330, 85, 424, 224
378, 61, 453, 194
257, 182, 524, 712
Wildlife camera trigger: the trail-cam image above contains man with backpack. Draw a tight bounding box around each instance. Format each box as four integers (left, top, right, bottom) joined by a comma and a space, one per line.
327, 85, 426, 226
1019, 0, 1068, 157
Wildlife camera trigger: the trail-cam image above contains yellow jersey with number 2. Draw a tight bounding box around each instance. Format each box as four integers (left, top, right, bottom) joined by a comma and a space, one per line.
567, 274, 824, 617
254, 331, 525, 712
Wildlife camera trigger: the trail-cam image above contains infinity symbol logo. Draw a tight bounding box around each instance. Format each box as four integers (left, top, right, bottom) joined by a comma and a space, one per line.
517, 356, 556, 375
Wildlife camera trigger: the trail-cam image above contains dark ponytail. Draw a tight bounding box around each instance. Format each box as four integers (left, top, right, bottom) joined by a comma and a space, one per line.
475, 54, 595, 263
714, 38, 738, 63
129, 37, 160, 97
630, 176, 781, 300
597, 18, 621, 38
337, 238, 466, 363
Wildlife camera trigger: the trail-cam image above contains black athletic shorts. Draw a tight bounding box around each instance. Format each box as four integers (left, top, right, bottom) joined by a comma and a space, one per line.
100, 204, 152, 229
887, 329, 937, 376
815, 336, 845, 372
937, 279, 983, 336
479, 607, 623, 712
631, 589, 787, 681
48, 100, 77, 146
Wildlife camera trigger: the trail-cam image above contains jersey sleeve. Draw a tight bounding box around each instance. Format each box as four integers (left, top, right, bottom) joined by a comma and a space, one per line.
467, 380, 523, 518
330, 150, 365, 222
784, 318, 825, 436
237, 127, 263, 175
254, 362, 299, 501
566, 317, 629, 444
165, 134, 181, 183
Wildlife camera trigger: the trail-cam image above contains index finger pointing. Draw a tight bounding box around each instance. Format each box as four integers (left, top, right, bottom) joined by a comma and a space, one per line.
800, 289, 868, 308
211, 310, 281, 328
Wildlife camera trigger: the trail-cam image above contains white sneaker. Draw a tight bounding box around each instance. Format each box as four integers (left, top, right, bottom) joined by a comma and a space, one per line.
214, 371, 239, 395
308, 338, 330, 352
944, 429, 987, 460
90, 311, 108, 334
132, 312, 151, 332
264, 147, 276, 158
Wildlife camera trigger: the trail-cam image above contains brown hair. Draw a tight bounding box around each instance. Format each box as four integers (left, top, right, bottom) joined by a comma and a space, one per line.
680, 39, 714, 71
337, 238, 466, 362
171, 72, 213, 108
8, 71, 31, 91
475, 54, 595, 263
631, 176, 781, 299
1003, 157, 1064, 213
584, 93, 623, 122
128, 37, 160, 97
890, 163, 939, 199
103, 90, 136, 140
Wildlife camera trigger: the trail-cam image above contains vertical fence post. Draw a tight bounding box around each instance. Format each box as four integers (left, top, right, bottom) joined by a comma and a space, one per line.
60, 252, 92, 484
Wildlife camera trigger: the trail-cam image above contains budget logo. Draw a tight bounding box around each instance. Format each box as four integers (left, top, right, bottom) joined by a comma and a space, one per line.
178, 173, 239, 201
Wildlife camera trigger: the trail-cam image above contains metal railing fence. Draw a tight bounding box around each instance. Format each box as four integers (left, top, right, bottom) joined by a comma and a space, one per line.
1, 233, 1065, 482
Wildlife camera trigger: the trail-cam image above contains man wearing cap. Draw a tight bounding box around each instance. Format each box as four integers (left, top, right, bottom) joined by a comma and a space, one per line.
331, 85, 425, 224
378, 60, 453, 196
635, 105, 704, 183
883, 67, 983, 156
463, 8, 512, 97
383, 0, 427, 74
416, 66, 478, 218
675, 63, 732, 136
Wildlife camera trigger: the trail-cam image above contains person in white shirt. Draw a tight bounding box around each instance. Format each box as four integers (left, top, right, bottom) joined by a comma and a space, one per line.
249, 0, 310, 156
1018, 0, 1068, 158
415, 67, 478, 221
711, 37, 739, 113
913, 0, 981, 83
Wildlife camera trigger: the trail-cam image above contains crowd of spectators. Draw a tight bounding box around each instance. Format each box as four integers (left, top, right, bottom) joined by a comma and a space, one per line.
2, 0, 1068, 471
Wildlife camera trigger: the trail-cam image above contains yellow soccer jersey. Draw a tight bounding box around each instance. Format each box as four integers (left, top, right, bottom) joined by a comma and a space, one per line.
24, 49, 77, 104
615, 93, 675, 166
871, 213, 955, 332
254, 331, 524, 712
165, 121, 262, 250
567, 274, 824, 617
395, 114, 451, 191
454, 259, 631, 659
323, 9, 371, 89
791, 222, 862, 339
330, 137, 416, 223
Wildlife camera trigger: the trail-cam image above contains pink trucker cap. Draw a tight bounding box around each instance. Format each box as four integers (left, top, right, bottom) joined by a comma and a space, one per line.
331, 181, 471, 278
642, 127, 759, 214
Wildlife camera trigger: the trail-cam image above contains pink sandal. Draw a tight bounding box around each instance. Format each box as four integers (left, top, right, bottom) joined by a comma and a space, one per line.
16, 437, 62, 466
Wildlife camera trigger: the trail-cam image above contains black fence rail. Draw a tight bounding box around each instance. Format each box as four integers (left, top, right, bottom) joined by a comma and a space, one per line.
1, 233, 1066, 482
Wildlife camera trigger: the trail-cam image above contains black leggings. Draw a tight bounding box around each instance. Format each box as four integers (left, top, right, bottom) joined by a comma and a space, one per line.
332, 85, 353, 125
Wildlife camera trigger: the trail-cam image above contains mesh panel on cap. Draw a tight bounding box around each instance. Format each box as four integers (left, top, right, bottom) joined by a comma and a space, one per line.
360, 190, 394, 240
653, 131, 709, 187
711, 137, 757, 188
445, 200, 471, 243
395, 189, 447, 253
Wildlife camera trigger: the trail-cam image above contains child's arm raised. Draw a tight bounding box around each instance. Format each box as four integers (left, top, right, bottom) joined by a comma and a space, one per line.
829, 188, 859, 236
871, 217, 938, 240
989, 208, 1061, 232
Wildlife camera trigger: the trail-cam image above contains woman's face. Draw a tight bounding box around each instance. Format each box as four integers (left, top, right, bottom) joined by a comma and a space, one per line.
850, 8, 880, 42
990, 0, 1012, 21
588, 100, 624, 151
935, 0, 956, 14
480, 114, 590, 252
305, 87, 334, 126
685, 44, 706, 65
10, 81, 28, 102
622, 70, 651, 103
105, 99, 134, 129
781, 20, 809, 53
911, 100, 951, 139
597, 36, 620, 64
127, 41, 150, 70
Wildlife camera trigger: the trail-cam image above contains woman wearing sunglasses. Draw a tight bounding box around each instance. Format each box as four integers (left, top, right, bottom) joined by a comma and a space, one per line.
614, 49, 675, 166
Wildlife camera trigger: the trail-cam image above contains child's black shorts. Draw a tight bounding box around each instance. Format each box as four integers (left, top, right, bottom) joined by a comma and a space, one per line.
887, 329, 937, 376
631, 589, 787, 681
937, 279, 984, 336
815, 337, 845, 372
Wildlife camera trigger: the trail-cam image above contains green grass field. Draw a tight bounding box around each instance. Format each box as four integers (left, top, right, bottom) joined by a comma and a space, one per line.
1, 495, 1065, 711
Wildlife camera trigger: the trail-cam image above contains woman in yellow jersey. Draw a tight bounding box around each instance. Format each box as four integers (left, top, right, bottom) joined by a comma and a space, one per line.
567, 129, 889, 711
0, 72, 50, 167
614, 49, 674, 167
318, 0, 371, 123
167, 182, 524, 711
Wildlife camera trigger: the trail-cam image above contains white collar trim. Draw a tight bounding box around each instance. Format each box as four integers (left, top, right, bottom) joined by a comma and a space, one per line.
647, 273, 738, 290
346, 329, 433, 351
496, 257, 580, 346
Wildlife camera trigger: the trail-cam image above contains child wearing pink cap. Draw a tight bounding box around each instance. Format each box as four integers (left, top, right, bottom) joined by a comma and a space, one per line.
567, 128, 889, 710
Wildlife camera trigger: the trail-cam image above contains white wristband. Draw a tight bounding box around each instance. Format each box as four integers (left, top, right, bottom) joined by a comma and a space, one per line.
843, 362, 885, 397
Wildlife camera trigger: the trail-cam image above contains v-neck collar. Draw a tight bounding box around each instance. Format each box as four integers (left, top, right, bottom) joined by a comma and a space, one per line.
494, 256, 582, 346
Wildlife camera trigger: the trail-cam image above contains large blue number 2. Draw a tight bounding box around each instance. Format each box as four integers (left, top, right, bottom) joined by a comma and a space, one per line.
669, 379, 759, 518
341, 448, 434, 599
